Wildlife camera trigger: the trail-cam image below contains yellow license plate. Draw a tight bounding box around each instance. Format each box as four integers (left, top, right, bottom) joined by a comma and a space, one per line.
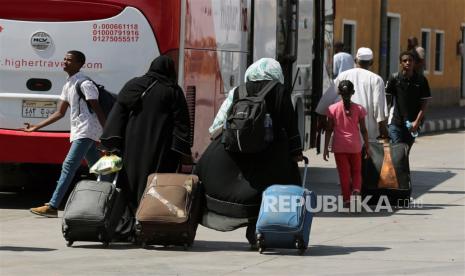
22, 100, 57, 118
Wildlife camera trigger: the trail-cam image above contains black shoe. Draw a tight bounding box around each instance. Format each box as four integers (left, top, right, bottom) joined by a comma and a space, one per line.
246, 223, 258, 250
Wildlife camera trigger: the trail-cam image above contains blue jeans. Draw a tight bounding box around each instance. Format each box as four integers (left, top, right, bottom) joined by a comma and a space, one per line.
49, 138, 100, 208
388, 124, 415, 153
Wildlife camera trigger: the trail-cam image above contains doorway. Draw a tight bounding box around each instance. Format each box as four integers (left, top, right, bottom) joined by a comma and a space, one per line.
461, 24, 465, 102
387, 14, 400, 76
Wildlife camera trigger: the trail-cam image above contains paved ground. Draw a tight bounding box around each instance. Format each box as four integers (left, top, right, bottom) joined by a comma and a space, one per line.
1, 130, 464, 275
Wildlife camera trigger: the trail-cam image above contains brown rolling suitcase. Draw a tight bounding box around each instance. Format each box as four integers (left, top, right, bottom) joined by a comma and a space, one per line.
135, 173, 201, 249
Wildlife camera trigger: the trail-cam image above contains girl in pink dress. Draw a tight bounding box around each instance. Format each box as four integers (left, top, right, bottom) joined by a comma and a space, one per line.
324, 80, 370, 206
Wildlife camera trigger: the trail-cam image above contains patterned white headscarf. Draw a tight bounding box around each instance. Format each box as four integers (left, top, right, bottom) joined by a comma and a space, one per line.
209, 58, 284, 134
244, 58, 284, 84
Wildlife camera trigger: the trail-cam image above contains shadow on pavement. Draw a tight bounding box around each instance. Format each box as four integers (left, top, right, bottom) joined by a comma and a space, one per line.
0, 246, 57, 252
307, 245, 390, 256
0, 164, 91, 210
0, 173, 89, 210
314, 203, 462, 218
70, 241, 391, 255
301, 167, 457, 218
315, 209, 402, 218
410, 170, 457, 197
257, 244, 390, 256
158, 240, 250, 252
71, 243, 140, 250
426, 190, 465, 194
0, 191, 52, 210
70, 240, 252, 252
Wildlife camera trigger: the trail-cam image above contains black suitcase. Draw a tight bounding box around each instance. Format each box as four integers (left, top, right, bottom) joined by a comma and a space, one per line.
62, 173, 125, 247
362, 141, 411, 205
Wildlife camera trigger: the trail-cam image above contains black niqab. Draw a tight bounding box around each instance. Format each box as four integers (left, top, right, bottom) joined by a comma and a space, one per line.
118, 55, 179, 110
101, 55, 192, 209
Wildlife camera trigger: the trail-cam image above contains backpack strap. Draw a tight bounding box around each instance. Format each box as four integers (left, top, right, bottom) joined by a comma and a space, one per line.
235, 80, 279, 101
140, 80, 159, 99
256, 80, 278, 100
389, 72, 410, 121
75, 77, 94, 114
273, 82, 284, 128
231, 84, 248, 104
128, 79, 158, 118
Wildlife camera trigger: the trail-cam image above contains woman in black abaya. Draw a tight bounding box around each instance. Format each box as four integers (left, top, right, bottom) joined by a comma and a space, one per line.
196, 58, 304, 246
101, 55, 192, 211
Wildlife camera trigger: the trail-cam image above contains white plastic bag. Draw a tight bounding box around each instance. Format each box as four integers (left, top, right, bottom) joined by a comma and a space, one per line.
90, 155, 123, 175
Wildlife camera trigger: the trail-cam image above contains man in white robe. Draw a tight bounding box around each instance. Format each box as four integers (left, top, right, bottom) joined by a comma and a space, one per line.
316, 47, 388, 142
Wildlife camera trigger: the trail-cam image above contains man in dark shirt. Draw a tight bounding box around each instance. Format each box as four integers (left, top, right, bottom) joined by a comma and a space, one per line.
385, 50, 431, 152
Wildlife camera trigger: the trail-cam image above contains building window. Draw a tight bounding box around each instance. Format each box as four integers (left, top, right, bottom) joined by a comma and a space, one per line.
434, 31, 444, 73
342, 20, 356, 56
421, 29, 431, 73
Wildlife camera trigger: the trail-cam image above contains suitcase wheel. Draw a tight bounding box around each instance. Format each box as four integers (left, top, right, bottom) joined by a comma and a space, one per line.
135, 236, 149, 249
141, 241, 148, 248
66, 240, 73, 247
295, 239, 306, 255
102, 241, 109, 248
183, 243, 189, 251
135, 222, 142, 236
256, 234, 265, 254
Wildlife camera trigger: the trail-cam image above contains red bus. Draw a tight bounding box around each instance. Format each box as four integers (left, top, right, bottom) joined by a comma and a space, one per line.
0, 0, 332, 181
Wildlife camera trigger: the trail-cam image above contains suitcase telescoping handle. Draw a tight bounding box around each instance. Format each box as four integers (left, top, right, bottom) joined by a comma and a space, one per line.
97, 172, 119, 187
302, 156, 309, 188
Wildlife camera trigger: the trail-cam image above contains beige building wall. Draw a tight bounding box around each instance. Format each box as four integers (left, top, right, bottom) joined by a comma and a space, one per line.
334, 0, 465, 107
333, 0, 381, 72
389, 0, 465, 106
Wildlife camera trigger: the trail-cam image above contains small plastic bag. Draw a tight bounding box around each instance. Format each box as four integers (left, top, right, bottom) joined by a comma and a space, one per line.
90, 155, 123, 175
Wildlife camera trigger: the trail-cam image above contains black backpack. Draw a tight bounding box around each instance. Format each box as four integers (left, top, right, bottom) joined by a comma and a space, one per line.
76, 77, 116, 117
222, 80, 278, 153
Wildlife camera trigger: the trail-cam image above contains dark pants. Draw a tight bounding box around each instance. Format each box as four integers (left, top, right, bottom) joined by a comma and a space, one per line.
246, 218, 257, 245
388, 124, 415, 153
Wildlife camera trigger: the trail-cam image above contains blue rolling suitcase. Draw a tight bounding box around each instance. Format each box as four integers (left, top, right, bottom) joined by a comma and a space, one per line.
255, 156, 316, 254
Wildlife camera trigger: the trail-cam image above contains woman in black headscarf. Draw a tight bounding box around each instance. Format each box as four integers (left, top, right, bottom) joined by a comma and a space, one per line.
101, 55, 192, 210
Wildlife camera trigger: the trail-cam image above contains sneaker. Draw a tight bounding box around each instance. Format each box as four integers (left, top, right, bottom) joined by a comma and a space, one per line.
30, 205, 58, 218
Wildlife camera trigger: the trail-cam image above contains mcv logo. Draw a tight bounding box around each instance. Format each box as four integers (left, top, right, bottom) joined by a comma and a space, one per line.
30, 31, 52, 50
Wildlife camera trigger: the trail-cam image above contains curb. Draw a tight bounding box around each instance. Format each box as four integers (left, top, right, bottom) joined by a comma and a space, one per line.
420, 118, 465, 134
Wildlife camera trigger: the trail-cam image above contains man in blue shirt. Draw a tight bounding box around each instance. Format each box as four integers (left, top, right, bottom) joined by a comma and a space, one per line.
333, 41, 355, 79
